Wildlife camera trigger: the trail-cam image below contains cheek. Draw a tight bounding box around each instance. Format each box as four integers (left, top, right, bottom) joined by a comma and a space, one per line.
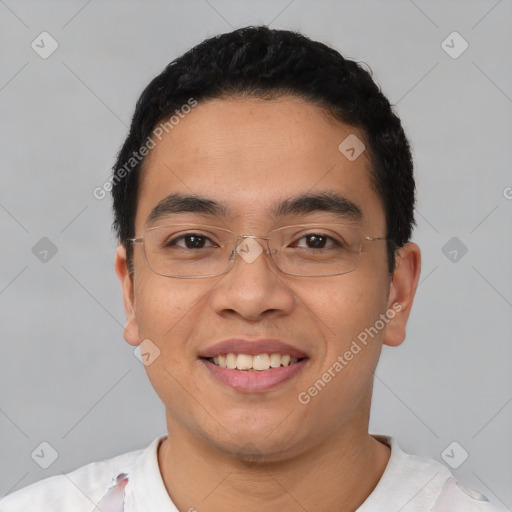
294, 276, 389, 423
134, 276, 207, 417
298, 272, 389, 350
134, 274, 204, 334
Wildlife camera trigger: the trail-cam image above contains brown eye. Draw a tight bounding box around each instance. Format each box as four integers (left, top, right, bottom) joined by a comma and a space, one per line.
305, 234, 327, 249
165, 233, 214, 249
293, 233, 340, 250
183, 235, 207, 248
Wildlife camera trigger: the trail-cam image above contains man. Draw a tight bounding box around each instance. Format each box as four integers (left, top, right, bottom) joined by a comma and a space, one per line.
1, 25, 508, 512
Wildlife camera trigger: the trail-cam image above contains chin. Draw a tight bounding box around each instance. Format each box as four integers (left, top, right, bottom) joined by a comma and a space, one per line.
205, 415, 306, 460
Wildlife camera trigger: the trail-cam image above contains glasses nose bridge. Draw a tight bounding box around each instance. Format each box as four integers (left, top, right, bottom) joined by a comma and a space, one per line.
237, 233, 271, 242
227, 233, 274, 263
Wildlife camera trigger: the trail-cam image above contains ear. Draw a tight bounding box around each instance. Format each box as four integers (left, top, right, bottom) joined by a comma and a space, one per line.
383, 242, 421, 348
114, 244, 140, 346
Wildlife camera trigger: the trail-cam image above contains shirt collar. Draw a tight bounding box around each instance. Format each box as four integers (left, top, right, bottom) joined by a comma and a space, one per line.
357, 434, 450, 511
123, 433, 451, 512
124, 434, 177, 512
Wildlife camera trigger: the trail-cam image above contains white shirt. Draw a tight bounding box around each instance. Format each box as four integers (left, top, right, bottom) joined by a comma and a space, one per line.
0, 434, 508, 511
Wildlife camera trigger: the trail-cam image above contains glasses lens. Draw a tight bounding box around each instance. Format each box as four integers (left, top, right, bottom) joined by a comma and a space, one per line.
269, 224, 363, 277
141, 223, 365, 278
143, 225, 234, 278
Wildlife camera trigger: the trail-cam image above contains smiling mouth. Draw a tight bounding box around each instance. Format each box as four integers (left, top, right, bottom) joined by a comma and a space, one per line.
202, 353, 306, 371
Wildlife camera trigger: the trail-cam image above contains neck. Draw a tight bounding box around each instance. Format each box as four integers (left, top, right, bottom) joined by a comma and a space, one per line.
157, 418, 390, 512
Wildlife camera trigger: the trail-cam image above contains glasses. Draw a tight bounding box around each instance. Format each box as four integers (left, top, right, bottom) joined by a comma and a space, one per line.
126, 223, 387, 279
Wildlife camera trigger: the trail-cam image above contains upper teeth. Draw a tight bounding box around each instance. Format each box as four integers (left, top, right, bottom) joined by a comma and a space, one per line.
212, 353, 299, 371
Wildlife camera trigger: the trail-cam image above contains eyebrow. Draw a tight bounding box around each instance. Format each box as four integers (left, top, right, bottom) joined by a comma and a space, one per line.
272, 192, 362, 221
147, 193, 229, 224
146, 191, 363, 225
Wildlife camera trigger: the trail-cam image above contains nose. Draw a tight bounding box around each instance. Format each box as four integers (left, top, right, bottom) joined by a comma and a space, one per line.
210, 236, 295, 322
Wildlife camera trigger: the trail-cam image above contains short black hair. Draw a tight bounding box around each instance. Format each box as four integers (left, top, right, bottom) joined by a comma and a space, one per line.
111, 25, 415, 274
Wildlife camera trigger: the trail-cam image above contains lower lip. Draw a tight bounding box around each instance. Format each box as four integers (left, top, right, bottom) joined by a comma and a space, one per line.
201, 358, 308, 392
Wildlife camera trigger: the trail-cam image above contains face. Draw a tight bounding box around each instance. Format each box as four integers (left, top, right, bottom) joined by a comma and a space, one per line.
115, 96, 420, 460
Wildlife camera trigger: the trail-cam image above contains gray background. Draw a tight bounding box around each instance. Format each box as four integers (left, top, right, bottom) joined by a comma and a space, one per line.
1, 0, 511, 507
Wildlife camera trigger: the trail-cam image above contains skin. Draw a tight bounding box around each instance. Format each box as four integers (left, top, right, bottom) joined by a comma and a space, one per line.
115, 96, 421, 512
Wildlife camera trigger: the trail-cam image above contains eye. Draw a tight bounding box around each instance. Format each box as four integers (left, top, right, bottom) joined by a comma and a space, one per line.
165, 233, 216, 249
293, 233, 341, 250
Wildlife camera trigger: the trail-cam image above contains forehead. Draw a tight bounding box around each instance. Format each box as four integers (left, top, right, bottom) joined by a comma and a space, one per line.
136, 96, 385, 232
